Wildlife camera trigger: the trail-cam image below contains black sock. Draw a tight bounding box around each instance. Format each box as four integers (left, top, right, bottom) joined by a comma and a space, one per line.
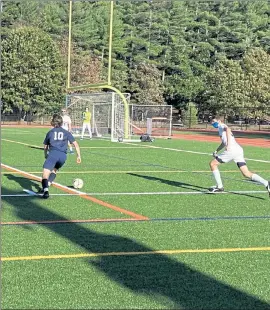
48, 172, 56, 185
42, 179, 49, 192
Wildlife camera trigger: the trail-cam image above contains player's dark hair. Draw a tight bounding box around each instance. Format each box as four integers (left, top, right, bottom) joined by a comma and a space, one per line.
51, 114, 63, 127
212, 114, 222, 121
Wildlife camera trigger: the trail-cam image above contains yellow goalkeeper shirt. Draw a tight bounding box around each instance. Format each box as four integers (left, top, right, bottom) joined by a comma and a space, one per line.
83, 111, 91, 124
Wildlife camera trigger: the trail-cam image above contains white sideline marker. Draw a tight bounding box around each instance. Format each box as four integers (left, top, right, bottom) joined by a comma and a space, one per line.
23, 189, 38, 196
2, 190, 267, 198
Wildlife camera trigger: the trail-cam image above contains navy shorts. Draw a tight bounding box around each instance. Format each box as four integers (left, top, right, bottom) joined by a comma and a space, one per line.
43, 151, 67, 171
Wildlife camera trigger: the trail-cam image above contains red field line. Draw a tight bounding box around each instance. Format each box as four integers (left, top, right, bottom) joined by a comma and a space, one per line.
1, 164, 149, 221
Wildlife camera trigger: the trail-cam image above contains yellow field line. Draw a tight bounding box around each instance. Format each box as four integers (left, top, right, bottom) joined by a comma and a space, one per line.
2, 247, 270, 262
2, 139, 41, 148
2, 139, 145, 149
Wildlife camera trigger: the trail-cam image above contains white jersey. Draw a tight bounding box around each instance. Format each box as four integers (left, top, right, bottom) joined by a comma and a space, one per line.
62, 115, 71, 131
218, 124, 242, 151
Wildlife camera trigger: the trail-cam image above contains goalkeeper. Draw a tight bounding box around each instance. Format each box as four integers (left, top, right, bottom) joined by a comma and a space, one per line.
81, 107, 92, 140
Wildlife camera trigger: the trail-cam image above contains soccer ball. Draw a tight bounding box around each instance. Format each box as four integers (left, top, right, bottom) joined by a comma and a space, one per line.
73, 178, 84, 189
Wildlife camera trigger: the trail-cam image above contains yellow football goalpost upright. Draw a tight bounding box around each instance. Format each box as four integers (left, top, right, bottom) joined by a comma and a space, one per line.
66, 0, 129, 140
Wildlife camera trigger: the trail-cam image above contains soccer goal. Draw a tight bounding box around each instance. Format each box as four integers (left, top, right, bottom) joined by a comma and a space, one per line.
66, 92, 131, 141
66, 93, 173, 141
130, 105, 172, 138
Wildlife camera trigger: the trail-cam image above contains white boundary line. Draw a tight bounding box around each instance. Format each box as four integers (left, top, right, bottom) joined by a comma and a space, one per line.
3, 137, 269, 163
126, 143, 270, 164
1, 190, 267, 197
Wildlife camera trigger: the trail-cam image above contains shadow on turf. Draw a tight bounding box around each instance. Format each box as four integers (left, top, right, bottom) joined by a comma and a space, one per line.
28, 146, 43, 150
3, 174, 41, 193
127, 173, 265, 200
128, 173, 206, 191
2, 179, 270, 309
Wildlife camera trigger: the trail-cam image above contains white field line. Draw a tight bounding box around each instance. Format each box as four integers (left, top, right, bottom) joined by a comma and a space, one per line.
126, 143, 270, 164
1, 163, 87, 196
2, 132, 35, 135
2, 137, 269, 163
80, 146, 148, 149
1, 129, 33, 133
1, 190, 267, 197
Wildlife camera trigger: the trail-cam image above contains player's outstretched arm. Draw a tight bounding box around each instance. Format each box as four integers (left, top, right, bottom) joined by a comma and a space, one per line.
73, 141, 81, 164
44, 145, 49, 158
213, 142, 225, 155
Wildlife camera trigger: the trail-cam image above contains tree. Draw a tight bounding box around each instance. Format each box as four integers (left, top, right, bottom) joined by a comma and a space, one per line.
1, 27, 65, 116
205, 47, 270, 117
128, 63, 164, 105
242, 48, 270, 109
182, 102, 198, 128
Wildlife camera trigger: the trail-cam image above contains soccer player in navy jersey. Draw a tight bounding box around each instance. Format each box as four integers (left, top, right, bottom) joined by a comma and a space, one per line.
41, 114, 81, 199
209, 115, 270, 196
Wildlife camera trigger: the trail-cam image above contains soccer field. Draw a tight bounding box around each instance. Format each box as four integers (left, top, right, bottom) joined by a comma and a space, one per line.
1, 127, 270, 309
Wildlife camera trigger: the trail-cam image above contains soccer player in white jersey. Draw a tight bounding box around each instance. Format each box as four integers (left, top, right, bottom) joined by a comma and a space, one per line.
209, 115, 270, 195
61, 108, 74, 154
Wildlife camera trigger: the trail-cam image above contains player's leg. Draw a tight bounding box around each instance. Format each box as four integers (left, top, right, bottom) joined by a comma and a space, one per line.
81, 123, 86, 140
41, 167, 51, 199
41, 154, 60, 199
87, 123, 92, 139
49, 154, 66, 186
209, 151, 233, 192
48, 168, 57, 186
238, 163, 269, 195
209, 158, 224, 192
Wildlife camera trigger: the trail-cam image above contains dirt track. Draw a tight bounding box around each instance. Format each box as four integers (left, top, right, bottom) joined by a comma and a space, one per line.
2, 124, 269, 148
172, 133, 269, 148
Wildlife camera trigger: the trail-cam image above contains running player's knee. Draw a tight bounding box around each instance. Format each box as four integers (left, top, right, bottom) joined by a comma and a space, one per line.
209, 160, 217, 170
238, 163, 252, 178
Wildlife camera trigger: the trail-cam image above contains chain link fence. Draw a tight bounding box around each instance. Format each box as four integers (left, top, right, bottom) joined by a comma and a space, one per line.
1, 113, 52, 125
2, 106, 270, 132
172, 107, 270, 131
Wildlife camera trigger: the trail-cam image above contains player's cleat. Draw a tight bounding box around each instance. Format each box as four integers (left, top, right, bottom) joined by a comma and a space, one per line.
208, 186, 224, 193
37, 188, 44, 194
266, 181, 270, 197
69, 150, 74, 154
42, 191, 49, 199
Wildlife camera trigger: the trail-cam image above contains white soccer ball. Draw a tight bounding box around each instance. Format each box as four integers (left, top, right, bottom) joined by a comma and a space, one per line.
73, 178, 84, 189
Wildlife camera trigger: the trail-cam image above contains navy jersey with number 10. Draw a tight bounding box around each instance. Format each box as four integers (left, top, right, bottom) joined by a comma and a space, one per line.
43, 127, 75, 153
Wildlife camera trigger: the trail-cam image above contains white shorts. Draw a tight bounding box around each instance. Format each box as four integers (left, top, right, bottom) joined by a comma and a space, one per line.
62, 125, 69, 131
216, 148, 246, 165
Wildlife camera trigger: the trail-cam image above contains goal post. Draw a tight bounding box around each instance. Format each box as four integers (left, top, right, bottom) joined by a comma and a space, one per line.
66, 93, 173, 142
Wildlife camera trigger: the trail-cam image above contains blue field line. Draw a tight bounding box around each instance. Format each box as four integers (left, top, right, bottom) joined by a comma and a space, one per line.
150, 215, 270, 222
2, 214, 270, 226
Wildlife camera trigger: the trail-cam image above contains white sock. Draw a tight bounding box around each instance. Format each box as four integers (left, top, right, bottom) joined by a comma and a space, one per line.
70, 146, 73, 151
251, 174, 268, 187
212, 169, 223, 188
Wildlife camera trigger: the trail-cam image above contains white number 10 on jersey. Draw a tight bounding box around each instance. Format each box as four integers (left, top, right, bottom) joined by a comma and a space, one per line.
54, 132, 64, 140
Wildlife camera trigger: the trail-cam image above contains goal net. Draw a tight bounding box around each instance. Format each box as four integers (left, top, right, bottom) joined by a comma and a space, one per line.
66, 92, 130, 141
66, 93, 172, 141
130, 105, 172, 138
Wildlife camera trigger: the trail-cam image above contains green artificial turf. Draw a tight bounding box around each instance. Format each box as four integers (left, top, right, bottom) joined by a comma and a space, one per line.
1, 127, 270, 309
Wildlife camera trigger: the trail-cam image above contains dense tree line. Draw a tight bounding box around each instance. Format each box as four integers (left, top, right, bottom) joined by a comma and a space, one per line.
1, 0, 270, 119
